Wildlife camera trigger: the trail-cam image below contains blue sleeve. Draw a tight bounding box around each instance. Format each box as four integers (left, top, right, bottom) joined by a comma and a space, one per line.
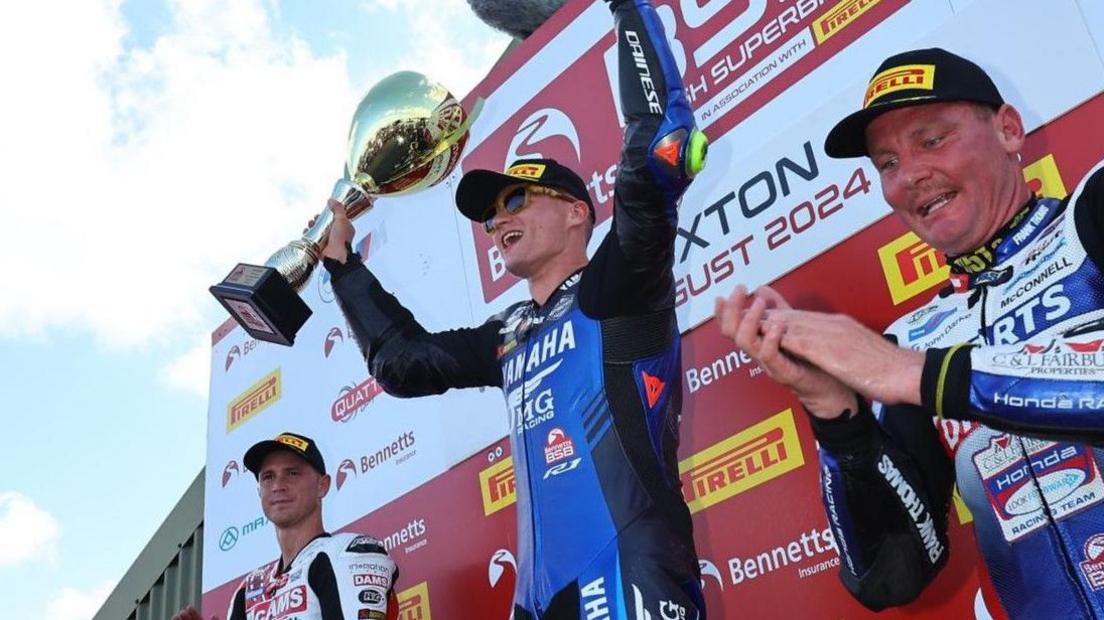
580, 0, 705, 318
921, 166, 1104, 441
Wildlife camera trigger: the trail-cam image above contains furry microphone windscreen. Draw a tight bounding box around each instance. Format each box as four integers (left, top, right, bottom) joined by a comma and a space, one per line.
467, 0, 567, 39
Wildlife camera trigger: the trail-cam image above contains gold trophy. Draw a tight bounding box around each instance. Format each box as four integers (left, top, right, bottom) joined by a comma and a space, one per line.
211, 71, 481, 345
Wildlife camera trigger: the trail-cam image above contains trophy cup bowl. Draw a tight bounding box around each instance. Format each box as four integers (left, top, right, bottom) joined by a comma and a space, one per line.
211, 71, 481, 346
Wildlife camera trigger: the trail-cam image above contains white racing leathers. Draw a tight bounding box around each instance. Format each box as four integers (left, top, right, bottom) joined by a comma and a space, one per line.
814, 162, 1104, 619
227, 533, 397, 620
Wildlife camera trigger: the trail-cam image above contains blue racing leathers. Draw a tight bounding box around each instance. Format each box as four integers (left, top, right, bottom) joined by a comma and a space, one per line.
324, 1, 706, 618
813, 162, 1104, 619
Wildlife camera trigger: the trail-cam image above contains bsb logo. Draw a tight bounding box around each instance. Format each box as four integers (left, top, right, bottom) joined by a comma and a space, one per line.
878, 232, 950, 305
396, 581, 432, 620
678, 409, 804, 514
479, 457, 517, 516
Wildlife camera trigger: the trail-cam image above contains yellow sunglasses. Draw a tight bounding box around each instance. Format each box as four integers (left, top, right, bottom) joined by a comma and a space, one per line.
483, 184, 578, 234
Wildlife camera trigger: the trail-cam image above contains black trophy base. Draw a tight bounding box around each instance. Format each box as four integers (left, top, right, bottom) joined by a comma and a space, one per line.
210, 264, 312, 346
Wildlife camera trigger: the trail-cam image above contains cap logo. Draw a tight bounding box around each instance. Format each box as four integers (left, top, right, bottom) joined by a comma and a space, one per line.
864, 64, 935, 108
506, 163, 546, 180
276, 434, 309, 452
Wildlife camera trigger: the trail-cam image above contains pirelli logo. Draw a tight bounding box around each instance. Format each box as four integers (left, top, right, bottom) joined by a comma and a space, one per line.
678, 409, 804, 514
507, 163, 546, 181
479, 457, 517, 516
1023, 153, 1068, 199
878, 232, 949, 305
396, 581, 431, 620
864, 64, 935, 108
227, 369, 282, 432
813, 0, 882, 44
276, 434, 308, 451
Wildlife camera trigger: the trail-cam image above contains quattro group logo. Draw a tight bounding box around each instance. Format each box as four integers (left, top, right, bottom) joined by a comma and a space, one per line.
396, 581, 432, 620
877, 231, 950, 305
480, 457, 517, 516
678, 409, 804, 514
331, 377, 384, 423
226, 369, 282, 432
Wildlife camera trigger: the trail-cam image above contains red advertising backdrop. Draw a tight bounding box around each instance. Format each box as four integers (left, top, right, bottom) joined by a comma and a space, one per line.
202, 92, 1104, 619
201, 0, 1104, 615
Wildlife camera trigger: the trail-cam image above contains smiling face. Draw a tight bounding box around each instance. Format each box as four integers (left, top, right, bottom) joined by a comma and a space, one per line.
256, 450, 329, 529
489, 188, 591, 280
865, 101, 1029, 255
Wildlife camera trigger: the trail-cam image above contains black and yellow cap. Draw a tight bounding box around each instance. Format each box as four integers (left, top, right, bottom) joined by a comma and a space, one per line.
243, 432, 326, 477
824, 48, 1004, 158
455, 158, 595, 223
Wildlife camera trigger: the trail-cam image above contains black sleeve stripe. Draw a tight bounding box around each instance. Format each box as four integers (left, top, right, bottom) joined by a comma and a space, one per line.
229, 585, 247, 620
308, 552, 345, 620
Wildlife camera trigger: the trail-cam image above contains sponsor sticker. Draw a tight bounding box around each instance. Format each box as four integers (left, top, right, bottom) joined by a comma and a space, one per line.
544, 428, 576, 465
354, 574, 391, 588
678, 409, 805, 514
227, 369, 282, 432
973, 435, 1104, 542
479, 457, 517, 516
1081, 534, 1104, 590
878, 232, 949, 305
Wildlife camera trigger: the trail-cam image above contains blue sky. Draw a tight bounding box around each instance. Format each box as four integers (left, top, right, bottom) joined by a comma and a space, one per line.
0, 1, 508, 618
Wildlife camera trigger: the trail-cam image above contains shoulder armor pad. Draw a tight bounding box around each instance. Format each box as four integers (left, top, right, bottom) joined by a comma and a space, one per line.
345, 534, 387, 554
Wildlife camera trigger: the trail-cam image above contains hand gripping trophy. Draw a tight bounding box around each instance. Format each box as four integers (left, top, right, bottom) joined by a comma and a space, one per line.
211, 72, 480, 345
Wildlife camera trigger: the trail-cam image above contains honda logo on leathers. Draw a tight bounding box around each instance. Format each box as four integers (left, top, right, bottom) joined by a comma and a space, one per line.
506, 108, 582, 168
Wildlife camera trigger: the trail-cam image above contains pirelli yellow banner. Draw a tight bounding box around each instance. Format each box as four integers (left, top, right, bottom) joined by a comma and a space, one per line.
678, 409, 804, 514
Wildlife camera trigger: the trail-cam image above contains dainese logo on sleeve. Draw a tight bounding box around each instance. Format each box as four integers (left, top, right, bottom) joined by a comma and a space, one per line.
877, 232, 950, 305
396, 581, 432, 620
227, 369, 282, 432
679, 409, 804, 514
479, 457, 517, 516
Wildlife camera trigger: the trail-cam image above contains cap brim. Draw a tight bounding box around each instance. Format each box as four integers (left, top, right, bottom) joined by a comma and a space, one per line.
824, 96, 942, 158
243, 440, 300, 476
455, 169, 539, 222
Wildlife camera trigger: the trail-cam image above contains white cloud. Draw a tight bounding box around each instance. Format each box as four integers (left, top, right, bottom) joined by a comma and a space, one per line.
361, 0, 510, 99
160, 337, 212, 397
0, 492, 61, 568
0, 0, 508, 391
0, 0, 357, 348
43, 581, 114, 620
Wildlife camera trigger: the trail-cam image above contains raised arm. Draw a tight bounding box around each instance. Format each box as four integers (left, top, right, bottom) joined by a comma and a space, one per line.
582, 0, 705, 316
322, 202, 502, 397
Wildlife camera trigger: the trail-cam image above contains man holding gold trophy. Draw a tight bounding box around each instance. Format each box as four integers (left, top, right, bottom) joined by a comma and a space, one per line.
317, 1, 709, 617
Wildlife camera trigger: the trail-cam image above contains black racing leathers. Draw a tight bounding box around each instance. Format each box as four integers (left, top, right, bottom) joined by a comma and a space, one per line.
325, 1, 705, 617
813, 164, 1104, 619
